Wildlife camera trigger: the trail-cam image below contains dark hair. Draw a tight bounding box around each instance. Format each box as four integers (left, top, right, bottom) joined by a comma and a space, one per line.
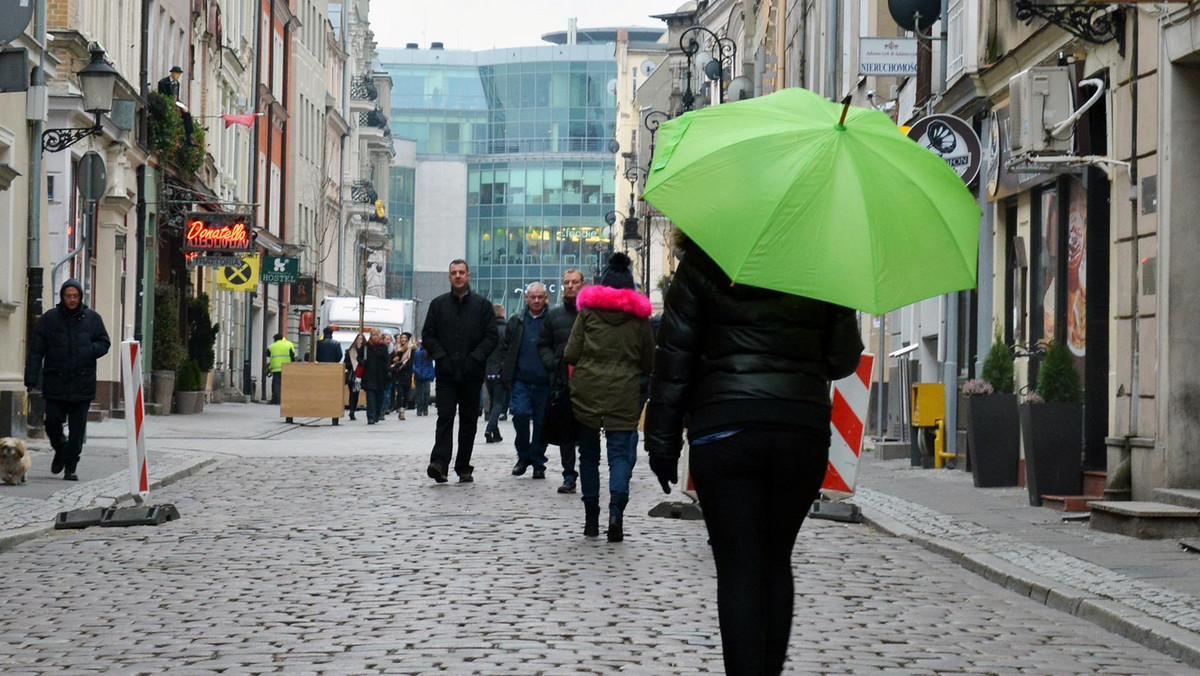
322, 326, 334, 337
273, 332, 283, 341
449, 259, 469, 272
402, 332, 412, 340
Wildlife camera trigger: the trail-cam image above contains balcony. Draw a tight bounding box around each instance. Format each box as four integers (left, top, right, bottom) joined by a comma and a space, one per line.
351, 180, 378, 205
350, 75, 378, 114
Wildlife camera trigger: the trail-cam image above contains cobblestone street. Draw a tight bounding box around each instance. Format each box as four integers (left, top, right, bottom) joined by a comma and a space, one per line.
0, 406, 1195, 673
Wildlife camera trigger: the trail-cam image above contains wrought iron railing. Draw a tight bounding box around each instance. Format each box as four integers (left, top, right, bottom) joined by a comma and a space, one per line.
351, 180, 377, 204
350, 76, 378, 101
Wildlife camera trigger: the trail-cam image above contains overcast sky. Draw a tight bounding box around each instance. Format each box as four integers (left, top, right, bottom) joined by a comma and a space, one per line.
369, 1, 685, 51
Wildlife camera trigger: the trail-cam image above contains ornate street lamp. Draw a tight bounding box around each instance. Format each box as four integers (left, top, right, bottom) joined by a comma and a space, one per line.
679, 26, 737, 112
42, 45, 120, 153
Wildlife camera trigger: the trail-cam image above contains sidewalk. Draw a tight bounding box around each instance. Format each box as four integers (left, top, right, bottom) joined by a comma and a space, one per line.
852, 449, 1200, 668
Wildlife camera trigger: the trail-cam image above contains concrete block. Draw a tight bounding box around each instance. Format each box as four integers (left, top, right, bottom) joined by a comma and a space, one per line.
1089, 500, 1200, 538
874, 441, 910, 460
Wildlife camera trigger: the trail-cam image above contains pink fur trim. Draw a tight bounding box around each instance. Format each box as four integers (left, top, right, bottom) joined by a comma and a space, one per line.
576, 285, 653, 319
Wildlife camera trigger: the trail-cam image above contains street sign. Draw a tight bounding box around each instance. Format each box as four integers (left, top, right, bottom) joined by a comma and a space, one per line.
188, 255, 245, 269
0, 0, 34, 45
217, 254, 260, 291
261, 256, 300, 284
907, 114, 982, 185
78, 152, 107, 202
292, 276, 314, 305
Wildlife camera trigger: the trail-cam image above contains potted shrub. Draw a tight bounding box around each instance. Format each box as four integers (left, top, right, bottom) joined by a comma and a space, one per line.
963, 337, 1020, 488
151, 285, 185, 414
187, 294, 219, 397
1019, 341, 1083, 506
174, 359, 205, 414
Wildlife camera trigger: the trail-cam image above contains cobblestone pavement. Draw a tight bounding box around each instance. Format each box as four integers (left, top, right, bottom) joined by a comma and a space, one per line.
0, 407, 1194, 673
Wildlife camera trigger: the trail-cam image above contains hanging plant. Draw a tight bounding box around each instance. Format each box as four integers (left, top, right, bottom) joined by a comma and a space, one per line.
148, 92, 183, 158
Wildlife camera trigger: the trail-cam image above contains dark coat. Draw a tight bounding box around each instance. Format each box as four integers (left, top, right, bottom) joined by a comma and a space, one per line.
643, 244, 864, 461
362, 341, 391, 391
343, 342, 365, 386
538, 297, 578, 389
485, 317, 507, 378
564, 285, 655, 431
315, 338, 343, 363
391, 346, 414, 386
421, 289, 497, 382
496, 310, 549, 388
25, 280, 111, 403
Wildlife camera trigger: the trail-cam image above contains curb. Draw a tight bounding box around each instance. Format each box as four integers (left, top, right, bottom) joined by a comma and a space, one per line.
859, 506, 1200, 669
0, 456, 219, 555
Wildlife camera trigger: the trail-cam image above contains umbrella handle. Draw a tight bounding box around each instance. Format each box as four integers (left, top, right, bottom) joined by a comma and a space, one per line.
837, 95, 852, 129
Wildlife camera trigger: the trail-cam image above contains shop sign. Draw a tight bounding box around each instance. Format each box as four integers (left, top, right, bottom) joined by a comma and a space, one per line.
261, 256, 300, 284
907, 114, 981, 184
859, 38, 918, 77
184, 213, 254, 253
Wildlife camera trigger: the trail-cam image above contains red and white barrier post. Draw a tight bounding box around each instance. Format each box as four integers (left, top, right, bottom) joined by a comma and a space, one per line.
823, 353, 875, 498
121, 341, 149, 504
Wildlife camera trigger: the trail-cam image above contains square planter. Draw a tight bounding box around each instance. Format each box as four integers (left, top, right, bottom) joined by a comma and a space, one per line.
964, 394, 1020, 488
1018, 401, 1083, 506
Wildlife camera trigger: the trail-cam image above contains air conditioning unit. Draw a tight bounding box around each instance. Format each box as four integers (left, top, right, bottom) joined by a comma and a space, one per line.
1008, 66, 1073, 155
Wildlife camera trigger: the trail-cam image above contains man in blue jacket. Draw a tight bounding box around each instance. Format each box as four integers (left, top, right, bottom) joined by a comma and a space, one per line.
24, 279, 111, 481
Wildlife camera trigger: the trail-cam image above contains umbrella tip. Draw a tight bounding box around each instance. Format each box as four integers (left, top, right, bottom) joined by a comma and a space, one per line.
837, 94, 852, 129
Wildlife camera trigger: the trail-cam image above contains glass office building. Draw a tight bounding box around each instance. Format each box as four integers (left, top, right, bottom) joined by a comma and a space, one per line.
385, 166, 416, 299
379, 37, 650, 316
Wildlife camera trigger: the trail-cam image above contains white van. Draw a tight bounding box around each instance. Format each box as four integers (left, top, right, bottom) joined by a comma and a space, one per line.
319, 296, 415, 352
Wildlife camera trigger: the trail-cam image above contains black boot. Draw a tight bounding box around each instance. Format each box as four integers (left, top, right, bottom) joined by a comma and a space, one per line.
583, 500, 600, 537
607, 492, 628, 542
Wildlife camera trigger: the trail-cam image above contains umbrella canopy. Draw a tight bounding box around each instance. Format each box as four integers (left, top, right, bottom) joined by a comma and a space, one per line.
642, 87, 982, 315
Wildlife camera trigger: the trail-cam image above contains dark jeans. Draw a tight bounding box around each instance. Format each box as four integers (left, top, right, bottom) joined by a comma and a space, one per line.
414, 380, 431, 414
44, 398, 91, 473
577, 426, 638, 506
365, 388, 386, 423
559, 442, 577, 480
509, 380, 549, 468
270, 371, 282, 404
430, 378, 483, 476
348, 388, 361, 413
485, 379, 509, 433
689, 426, 830, 676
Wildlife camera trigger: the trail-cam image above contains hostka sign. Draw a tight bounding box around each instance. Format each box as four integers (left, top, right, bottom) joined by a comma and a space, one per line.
183, 213, 255, 253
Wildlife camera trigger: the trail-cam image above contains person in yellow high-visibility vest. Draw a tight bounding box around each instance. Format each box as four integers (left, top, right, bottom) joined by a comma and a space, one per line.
266, 332, 296, 404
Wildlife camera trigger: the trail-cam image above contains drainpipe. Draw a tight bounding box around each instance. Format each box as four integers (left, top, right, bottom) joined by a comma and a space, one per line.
245, 0, 264, 398
134, 0, 150, 344
25, 0, 46, 354
1128, 10, 1141, 438
826, 2, 839, 98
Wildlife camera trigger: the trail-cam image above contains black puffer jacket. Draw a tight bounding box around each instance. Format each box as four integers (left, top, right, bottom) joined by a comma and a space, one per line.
25, 279, 111, 402
361, 341, 391, 391
538, 297, 578, 389
644, 243, 864, 461
421, 288, 498, 382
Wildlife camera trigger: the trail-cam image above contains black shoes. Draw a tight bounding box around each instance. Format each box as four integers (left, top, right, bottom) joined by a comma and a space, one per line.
607, 519, 624, 543
512, 460, 529, 476
63, 472, 79, 482
458, 473, 474, 483
584, 505, 600, 537
557, 477, 577, 494
485, 430, 502, 444
427, 463, 448, 483
50, 457, 64, 475
532, 467, 546, 480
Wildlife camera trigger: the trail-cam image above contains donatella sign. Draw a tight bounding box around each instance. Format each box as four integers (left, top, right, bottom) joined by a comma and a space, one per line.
183, 213, 254, 253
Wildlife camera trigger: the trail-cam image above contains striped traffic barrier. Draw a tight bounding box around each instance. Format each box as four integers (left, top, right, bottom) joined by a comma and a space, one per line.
121, 341, 149, 502
823, 353, 875, 497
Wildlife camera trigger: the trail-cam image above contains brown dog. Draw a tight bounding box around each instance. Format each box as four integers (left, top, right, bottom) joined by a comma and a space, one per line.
0, 437, 31, 485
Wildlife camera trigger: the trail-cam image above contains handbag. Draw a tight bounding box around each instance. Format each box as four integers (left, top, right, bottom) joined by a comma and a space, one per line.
542, 381, 578, 447
354, 364, 364, 378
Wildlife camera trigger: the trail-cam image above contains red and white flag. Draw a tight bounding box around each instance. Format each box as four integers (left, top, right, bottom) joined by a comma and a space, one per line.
220, 113, 260, 128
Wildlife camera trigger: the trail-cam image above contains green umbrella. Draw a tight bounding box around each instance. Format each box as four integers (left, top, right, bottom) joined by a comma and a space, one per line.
642, 87, 982, 315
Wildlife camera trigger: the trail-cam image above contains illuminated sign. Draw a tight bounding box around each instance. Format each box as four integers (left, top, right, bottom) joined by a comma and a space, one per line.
183, 213, 254, 253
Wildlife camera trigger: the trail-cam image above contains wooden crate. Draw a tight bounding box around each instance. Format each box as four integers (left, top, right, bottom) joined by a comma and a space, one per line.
280, 362, 344, 422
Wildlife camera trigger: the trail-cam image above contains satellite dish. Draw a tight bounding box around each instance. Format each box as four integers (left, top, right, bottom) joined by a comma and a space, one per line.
887, 0, 940, 32
640, 59, 657, 76
727, 76, 754, 102
607, 78, 618, 96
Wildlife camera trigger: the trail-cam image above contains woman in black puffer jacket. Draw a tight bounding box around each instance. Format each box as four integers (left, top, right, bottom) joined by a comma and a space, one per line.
644, 235, 864, 676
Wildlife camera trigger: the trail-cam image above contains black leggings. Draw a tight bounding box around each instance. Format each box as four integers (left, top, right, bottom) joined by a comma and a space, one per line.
689, 426, 830, 676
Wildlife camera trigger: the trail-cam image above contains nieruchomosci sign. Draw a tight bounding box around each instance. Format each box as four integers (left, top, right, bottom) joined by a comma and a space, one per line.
859, 38, 918, 76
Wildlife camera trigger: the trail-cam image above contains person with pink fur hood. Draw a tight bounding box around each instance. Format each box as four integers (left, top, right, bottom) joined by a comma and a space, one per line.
563, 252, 655, 542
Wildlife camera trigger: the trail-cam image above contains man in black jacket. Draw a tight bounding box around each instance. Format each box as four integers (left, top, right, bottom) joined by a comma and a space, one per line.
24, 279, 111, 481
421, 259, 498, 483
315, 326, 343, 363
538, 268, 584, 493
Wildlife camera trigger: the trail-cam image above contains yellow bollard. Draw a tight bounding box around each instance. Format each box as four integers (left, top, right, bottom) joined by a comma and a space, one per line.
933, 418, 958, 468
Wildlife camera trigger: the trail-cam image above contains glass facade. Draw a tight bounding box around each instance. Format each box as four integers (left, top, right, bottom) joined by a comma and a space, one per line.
380, 44, 618, 316
386, 167, 416, 299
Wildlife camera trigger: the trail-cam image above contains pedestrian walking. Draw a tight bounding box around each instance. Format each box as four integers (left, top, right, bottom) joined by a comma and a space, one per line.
381, 333, 396, 413
421, 259, 498, 483
563, 253, 654, 542
411, 340, 434, 416
362, 329, 390, 424
498, 282, 551, 479
391, 332, 414, 420
344, 332, 367, 420
23, 279, 111, 481
644, 234, 864, 676
315, 326, 343, 363
266, 332, 296, 404
483, 304, 508, 443
539, 268, 584, 493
